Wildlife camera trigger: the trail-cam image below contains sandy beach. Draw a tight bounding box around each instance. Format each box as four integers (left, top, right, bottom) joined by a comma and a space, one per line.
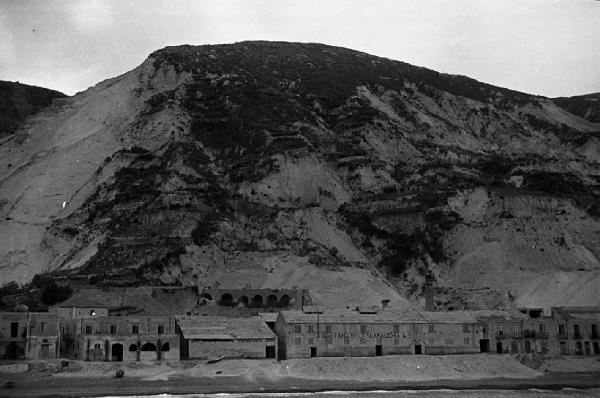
0, 355, 599, 397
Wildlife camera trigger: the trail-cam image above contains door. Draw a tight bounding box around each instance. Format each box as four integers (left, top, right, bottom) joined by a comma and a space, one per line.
111, 343, 123, 362
496, 342, 503, 354
593, 342, 599, 355
266, 346, 276, 359
414, 344, 422, 355
7, 341, 18, 360
479, 339, 490, 353
310, 347, 317, 357
584, 342, 591, 356
41, 344, 50, 359
560, 342, 568, 355
375, 344, 382, 356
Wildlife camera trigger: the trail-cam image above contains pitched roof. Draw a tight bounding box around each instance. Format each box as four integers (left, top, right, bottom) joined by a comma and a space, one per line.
463, 309, 527, 321
175, 315, 276, 340
278, 308, 477, 324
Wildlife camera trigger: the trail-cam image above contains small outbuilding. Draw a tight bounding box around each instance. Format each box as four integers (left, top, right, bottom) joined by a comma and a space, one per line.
176, 315, 277, 360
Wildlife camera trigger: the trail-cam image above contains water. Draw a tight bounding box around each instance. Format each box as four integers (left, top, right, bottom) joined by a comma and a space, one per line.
101, 388, 600, 398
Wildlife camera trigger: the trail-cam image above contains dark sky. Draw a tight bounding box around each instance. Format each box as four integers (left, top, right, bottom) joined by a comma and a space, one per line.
1, 0, 599, 97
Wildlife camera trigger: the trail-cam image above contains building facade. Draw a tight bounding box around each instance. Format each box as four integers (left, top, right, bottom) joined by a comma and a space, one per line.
62, 314, 179, 362
51, 297, 109, 319
176, 315, 277, 360
550, 307, 600, 356
0, 312, 60, 360
275, 307, 479, 359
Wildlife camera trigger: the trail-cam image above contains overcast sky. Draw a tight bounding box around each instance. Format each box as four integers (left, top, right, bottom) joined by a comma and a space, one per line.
1, 0, 599, 97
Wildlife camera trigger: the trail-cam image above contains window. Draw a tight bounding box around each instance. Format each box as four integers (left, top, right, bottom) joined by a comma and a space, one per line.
393, 324, 399, 333
85, 325, 92, 334
308, 325, 314, 333
513, 323, 521, 336
294, 325, 301, 333
294, 337, 301, 346
90, 310, 96, 317
94, 343, 101, 350
132, 325, 139, 334
428, 324, 434, 333
360, 325, 367, 334
10, 322, 18, 338
394, 336, 399, 345
344, 335, 350, 345
40, 322, 46, 332
559, 324, 566, 335
496, 324, 503, 334
158, 325, 165, 334
308, 338, 314, 345
110, 325, 116, 334
539, 324, 546, 333
482, 327, 487, 334
325, 325, 332, 333
463, 324, 470, 333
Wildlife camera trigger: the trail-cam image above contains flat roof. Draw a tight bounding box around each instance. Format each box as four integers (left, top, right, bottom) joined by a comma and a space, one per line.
176, 315, 276, 340
279, 308, 477, 324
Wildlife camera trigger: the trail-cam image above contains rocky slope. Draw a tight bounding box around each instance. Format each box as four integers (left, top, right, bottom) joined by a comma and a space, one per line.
1, 41, 599, 309
553, 92, 600, 123
0, 80, 66, 139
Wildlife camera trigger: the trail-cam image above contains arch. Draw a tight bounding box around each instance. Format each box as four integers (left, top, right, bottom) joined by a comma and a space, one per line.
128, 344, 138, 352
267, 294, 278, 307
220, 293, 234, 306
111, 343, 123, 362
279, 295, 291, 307
161, 342, 170, 352
238, 295, 249, 306
141, 342, 156, 352
251, 294, 264, 307
201, 293, 213, 300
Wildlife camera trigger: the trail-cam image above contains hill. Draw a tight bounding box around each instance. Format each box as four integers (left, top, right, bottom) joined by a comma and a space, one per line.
0, 41, 598, 309
553, 92, 600, 123
0, 80, 66, 139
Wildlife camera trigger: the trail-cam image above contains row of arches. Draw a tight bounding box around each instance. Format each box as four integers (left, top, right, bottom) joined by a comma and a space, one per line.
126, 342, 170, 352
217, 293, 291, 307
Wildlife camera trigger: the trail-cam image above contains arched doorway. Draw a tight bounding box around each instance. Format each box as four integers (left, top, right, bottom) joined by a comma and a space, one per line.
251, 294, 264, 307
202, 293, 213, 301
220, 293, 234, 306
267, 294, 278, 307
128, 343, 139, 361
141, 342, 157, 361
279, 295, 291, 307
111, 343, 124, 362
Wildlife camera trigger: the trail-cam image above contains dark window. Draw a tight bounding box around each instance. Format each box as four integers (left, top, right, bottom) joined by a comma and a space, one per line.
325, 325, 332, 333
132, 325, 139, 334
158, 325, 165, 334
307, 325, 314, 333
40, 322, 46, 332
90, 310, 96, 317
110, 325, 116, 334
360, 324, 367, 334
559, 324, 566, 335
85, 325, 92, 334
128, 344, 138, 352
539, 324, 546, 332
428, 324, 434, 333
141, 342, 156, 351
161, 342, 170, 352
574, 324, 581, 338
10, 322, 18, 338
294, 325, 301, 333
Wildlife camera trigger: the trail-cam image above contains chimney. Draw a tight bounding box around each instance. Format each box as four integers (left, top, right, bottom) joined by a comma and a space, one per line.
424, 275, 435, 311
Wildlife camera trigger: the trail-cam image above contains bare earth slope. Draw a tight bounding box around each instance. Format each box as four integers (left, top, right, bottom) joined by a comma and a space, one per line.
0, 41, 599, 309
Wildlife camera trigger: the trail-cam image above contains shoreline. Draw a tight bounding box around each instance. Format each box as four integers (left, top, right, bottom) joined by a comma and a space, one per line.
1, 372, 599, 397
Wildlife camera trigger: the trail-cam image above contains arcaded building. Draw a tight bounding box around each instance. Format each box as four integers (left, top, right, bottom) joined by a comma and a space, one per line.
176, 315, 277, 359
274, 307, 478, 359
62, 314, 179, 361
0, 312, 60, 360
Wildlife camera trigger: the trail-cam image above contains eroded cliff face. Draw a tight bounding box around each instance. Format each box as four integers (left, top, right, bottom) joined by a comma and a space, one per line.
1, 42, 598, 308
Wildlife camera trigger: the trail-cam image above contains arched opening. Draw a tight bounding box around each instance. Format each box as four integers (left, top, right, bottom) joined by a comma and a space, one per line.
219, 293, 234, 306
161, 342, 170, 352
251, 294, 264, 307
202, 293, 213, 301
111, 343, 123, 362
238, 295, 249, 306
141, 342, 157, 351
128, 344, 138, 352
279, 295, 291, 307
267, 294, 278, 307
